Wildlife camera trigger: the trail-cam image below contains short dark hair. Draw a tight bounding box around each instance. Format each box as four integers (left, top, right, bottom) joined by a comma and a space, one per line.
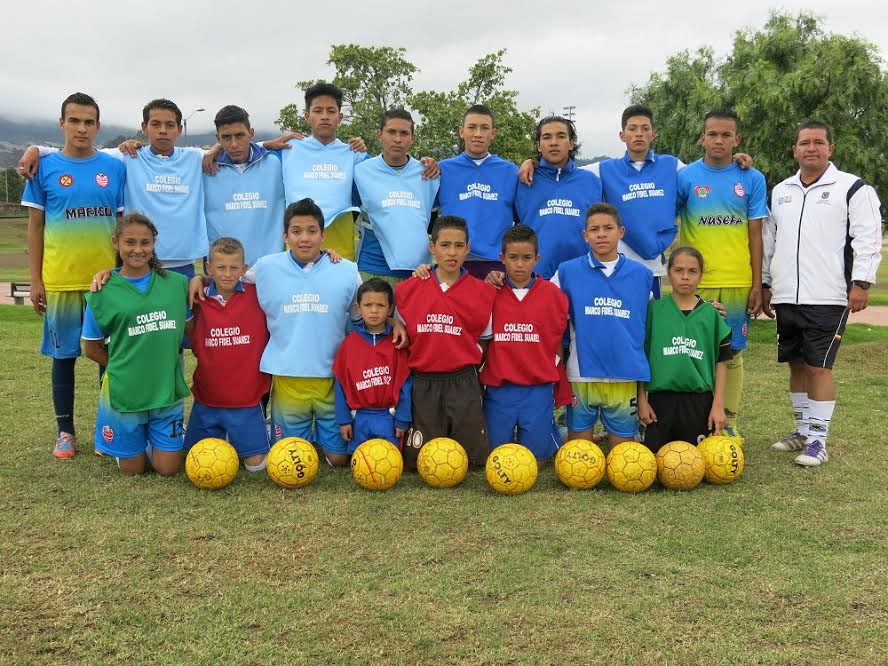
379, 108, 414, 133
585, 202, 622, 227
143, 98, 182, 125
357, 278, 394, 307
533, 116, 580, 160
305, 82, 343, 111
667, 246, 705, 273
284, 198, 325, 232
703, 107, 740, 133
501, 224, 538, 254
463, 104, 495, 126
208, 236, 245, 263
214, 105, 251, 130
795, 120, 833, 146
430, 215, 469, 243
621, 104, 653, 129
61, 92, 100, 122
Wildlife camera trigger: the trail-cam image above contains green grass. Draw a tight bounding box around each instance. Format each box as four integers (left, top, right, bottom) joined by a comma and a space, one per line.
1, 305, 886, 664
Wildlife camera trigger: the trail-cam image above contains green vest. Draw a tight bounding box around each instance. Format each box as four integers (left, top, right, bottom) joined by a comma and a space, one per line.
86, 271, 190, 412
644, 297, 731, 394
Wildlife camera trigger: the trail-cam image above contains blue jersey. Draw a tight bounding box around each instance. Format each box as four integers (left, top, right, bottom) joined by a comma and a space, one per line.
122, 146, 208, 264
21, 151, 125, 291
437, 152, 518, 261
279, 136, 367, 225
254, 251, 360, 378
354, 155, 438, 271
203, 143, 285, 266
677, 159, 768, 288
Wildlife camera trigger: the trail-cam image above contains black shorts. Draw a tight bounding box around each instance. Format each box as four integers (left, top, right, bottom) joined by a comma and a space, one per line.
775, 304, 848, 369
642, 391, 713, 454
404, 366, 490, 470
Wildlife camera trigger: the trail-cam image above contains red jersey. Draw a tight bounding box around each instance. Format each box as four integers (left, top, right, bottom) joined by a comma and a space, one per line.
480, 277, 569, 387
395, 272, 496, 373
333, 330, 411, 410
190, 283, 271, 408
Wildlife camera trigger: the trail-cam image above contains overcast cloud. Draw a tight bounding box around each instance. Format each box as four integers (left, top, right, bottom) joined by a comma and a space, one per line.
4, 0, 886, 157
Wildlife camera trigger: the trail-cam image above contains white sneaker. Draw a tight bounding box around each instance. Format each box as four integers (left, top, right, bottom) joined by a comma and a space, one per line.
794, 440, 828, 466
771, 431, 807, 452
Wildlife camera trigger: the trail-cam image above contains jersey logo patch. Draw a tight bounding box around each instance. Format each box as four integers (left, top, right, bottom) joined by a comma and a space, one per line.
101, 425, 114, 442
741, 322, 749, 337
59, 174, 74, 188
693, 185, 711, 198
274, 424, 282, 440
778, 195, 792, 205
571, 393, 578, 408
733, 183, 745, 197
95, 173, 109, 188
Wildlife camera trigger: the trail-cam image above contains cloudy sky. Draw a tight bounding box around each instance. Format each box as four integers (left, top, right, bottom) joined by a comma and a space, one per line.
4, 0, 886, 157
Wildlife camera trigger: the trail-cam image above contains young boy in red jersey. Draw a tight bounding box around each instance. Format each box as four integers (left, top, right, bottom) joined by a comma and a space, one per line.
480, 225, 569, 460
333, 278, 412, 453
395, 216, 496, 469
185, 237, 271, 471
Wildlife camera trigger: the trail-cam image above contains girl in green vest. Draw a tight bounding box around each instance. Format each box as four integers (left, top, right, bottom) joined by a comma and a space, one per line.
637, 247, 733, 453
82, 213, 191, 475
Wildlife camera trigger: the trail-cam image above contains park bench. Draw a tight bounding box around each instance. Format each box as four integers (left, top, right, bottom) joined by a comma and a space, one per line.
10, 282, 30, 305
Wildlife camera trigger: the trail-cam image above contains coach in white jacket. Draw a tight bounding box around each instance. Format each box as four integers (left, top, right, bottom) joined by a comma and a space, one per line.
762, 121, 882, 467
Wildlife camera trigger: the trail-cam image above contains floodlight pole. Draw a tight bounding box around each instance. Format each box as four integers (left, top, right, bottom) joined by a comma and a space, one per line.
183, 108, 206, 136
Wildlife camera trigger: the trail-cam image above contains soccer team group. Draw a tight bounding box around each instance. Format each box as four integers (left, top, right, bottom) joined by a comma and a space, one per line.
19, 81, 882, 478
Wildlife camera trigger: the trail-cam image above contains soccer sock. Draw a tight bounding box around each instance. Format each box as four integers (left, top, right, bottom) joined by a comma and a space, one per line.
51, 357, 76, 435
723, 352, 744, 428
244, 456, 269, 473
790, 392, 809, 436
806, 399, 836, 444
144, 442, 154, 462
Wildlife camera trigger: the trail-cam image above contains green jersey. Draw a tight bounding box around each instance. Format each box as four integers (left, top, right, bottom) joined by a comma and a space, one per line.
85, 271, 189, 412
645, 297, 731, 394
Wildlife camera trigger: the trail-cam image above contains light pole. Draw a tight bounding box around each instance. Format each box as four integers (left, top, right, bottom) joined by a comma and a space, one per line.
183, 107, 205, 136
563, 105, 576, 123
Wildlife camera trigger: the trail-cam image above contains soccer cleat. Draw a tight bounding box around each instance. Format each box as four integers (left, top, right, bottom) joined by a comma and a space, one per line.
53, 432, 77, 460
794, 440, 828, 467
771, 431, 807, 452
719, 425, 745, 448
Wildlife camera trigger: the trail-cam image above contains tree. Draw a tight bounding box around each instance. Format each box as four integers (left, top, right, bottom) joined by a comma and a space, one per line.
630, 11, 888, 195
1, 167, 25, 204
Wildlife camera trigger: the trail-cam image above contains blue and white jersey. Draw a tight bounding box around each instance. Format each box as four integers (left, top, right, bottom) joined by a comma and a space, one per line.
437, 152, 518, 261
203, 143, 285, 266
253, 251, 360, 378
279, 136, 367, 225
354, 155, 439, 271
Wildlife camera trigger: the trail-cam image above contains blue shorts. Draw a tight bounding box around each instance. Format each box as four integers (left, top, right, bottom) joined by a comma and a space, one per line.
567, 381, 638, 438
184, 400, 270, 458
94, 379, 184, 459
484, 382, 560, 460
42, 291, 85, 358
271, 376, 345, 455
697, 287, 750, 351
348, 407, 400, 454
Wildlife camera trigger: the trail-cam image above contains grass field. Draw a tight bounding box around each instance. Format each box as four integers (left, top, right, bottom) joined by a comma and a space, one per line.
1, 304, 886, 664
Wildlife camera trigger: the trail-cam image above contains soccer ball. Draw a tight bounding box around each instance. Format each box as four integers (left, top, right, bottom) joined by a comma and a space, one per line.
185, 437, 239, 490
351, 439, 403, 491
486, 443, 538, 495
606, 441, 657, 493
698, 435, 744, 484
417, 437, 468, 488
555, 439, 606, 489
267, 437, 319, 489
656, 440, 705, 491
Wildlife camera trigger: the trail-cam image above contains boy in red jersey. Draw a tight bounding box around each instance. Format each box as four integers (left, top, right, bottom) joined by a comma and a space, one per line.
185, 237, 271, 471
395, 216, 496, 469
480, 225, 569, 460
333, 278, 412, 453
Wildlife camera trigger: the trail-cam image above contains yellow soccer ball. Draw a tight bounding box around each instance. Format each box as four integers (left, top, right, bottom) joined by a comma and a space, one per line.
267, 437, 319, 489
417, 437, 469, 488
486, 443, 538, 495
351, 439, 403, 491
185, 437, 239, 490
656, 440, 705, 491
555, 439, 606, 489
606, 441, 657, 493
698, 435, 744, 485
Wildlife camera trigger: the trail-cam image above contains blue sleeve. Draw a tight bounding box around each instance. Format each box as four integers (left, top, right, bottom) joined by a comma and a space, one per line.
352, 181, 362, 207
334, 379, 353, 425
747, 170, 768, 220
21, 166, 45, 207
81, 304, 105, 340
269, 149, 283, 161
394, 374, 413, 429
675, 172, 689, 215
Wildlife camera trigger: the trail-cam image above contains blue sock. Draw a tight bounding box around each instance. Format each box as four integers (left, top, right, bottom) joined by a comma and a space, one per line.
51, 357, 76, 435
